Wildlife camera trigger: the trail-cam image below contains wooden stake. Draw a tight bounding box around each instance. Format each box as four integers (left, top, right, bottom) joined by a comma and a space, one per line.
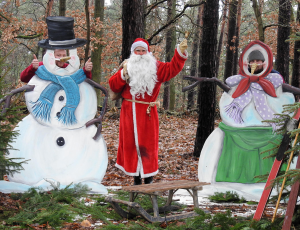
272, 122, 300, 222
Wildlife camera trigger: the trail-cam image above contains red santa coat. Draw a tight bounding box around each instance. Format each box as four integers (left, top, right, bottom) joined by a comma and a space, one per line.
109, 47, 187, 178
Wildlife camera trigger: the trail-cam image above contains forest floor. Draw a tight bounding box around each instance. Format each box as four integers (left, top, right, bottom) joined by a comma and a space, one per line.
0, 111, 290, 229
101, 110, 203, 187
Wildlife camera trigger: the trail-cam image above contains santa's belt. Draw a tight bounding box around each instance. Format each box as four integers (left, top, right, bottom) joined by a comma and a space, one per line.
124, 99, 160, 116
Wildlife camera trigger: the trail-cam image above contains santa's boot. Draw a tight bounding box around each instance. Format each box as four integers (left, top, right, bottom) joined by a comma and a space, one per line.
133, 175, 142, 185
144, 176, 153, 184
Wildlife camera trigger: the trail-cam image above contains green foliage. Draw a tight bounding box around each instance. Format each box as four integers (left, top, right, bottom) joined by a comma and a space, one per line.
4, 183, 116, 228
208, 191, 247, 203
0, 47, 27, 178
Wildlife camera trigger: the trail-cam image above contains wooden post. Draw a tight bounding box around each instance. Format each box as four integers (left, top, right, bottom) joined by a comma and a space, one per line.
166, 189, 174, 206
192, 188, 199, 208
282, 155, 300, 229
151, 195, 159, 217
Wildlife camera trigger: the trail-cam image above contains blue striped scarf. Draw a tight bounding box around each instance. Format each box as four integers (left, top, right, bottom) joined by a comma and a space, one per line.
31, 65, 86, 125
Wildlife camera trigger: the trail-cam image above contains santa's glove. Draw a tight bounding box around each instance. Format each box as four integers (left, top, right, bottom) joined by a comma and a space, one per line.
121, 60, 130, 83
179, 39, 188, 54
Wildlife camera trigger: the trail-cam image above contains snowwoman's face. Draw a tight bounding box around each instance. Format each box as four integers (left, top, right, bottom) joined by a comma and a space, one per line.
249, 59, 264, 73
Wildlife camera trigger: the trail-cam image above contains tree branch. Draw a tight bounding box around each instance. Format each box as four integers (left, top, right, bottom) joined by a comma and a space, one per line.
15, 33, 43, 39
144, 0, 168, 17
19, 43, 37, 54
263, 24, 291, 31
147, 2, 205, 44
0, 12, 10, 23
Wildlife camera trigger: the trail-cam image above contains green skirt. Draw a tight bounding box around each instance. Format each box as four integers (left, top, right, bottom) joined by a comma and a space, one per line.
215, 122, 284, 183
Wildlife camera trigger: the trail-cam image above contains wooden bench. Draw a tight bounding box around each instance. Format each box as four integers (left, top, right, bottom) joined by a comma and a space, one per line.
105, 180, 209, 223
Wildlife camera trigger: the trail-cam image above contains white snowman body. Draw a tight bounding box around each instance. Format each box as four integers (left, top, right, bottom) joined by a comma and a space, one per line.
197, 42, 296, 200
196, 85, 295, 201
198, 85, 295, 183
0, 49, 108, 194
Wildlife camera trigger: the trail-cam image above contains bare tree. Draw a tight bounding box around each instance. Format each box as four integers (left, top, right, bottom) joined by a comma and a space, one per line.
59, 0, 66, 16
276, 0, 291, 83
252, 0, 264, 42
163, 0, 176, 111
122, 0, 145, 61
187, 5, 203, 110
84, 0, 91, 63
216, 0, 228, 78
233, 0, 242, 75
91, 0, 105, 103
224, 0, 238, 80
292, 2, 300, 91
194, 0, 219, 157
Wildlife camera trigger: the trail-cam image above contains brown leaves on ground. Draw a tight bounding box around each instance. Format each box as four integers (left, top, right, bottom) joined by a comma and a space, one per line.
101, 112, 199, 186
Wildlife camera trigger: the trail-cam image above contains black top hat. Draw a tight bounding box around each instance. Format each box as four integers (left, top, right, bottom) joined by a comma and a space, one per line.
38, 16, 87, 49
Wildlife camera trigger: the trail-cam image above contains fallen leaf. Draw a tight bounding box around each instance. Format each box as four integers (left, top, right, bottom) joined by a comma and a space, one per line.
81, 219, 91, 227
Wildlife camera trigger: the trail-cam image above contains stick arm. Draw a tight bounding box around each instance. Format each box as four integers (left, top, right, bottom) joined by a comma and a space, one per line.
182, 76, 230, 93
282, 83, 300, 95
84, 78, 108, 140
0, 85, 35, 115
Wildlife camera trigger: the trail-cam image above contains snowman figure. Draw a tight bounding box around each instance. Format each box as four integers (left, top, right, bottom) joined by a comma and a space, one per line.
0, 17, 108, 194
185, 41, 300, 200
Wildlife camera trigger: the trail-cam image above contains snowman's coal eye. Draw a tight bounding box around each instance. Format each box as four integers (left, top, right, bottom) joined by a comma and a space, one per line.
56, 137, 65, 146
56, 112, 61, 118
59, 96, 64, 101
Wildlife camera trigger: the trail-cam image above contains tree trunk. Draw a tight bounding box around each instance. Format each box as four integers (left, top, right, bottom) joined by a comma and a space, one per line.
166, 0, 176, 111
194, 0, 219, 157
45, 0, 54, 18
91, 0, 104, 104
276, 0, 291, 83
59, 0, 66, 16
187, 5, 203, 110
118, 0, 145, 107
233, 0, 242, 75
216, 0, 228, 78
224, 0, 238, 81
163, 81, 170, 110
252, 0, 264, 42
292, 2, 300, 90
122, 0, 145, 61
84, 0, 91, 63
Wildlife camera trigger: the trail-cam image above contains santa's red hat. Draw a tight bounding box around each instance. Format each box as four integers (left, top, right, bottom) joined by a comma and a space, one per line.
131, 38, 150, 53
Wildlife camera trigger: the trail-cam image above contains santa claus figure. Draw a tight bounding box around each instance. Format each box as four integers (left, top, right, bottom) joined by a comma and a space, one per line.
109, 38, 188, 185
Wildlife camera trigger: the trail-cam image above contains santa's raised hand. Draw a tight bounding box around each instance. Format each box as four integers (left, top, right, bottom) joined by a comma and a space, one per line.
85, 58, 93, 72
32, 54, 39, 69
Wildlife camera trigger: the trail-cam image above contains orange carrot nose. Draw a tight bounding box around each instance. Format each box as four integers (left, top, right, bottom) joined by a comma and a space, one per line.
250, 63, 258, 75
59, 56, 71, 62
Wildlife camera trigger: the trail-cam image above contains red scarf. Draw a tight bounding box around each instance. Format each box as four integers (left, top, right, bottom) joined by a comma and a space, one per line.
232, 41, 277, 99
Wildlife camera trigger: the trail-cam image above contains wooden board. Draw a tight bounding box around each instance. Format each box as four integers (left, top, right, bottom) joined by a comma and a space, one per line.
122, 180, 210, 194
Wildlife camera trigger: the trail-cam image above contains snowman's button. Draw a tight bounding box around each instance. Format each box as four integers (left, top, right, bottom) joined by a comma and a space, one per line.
56, 112, 61, 118
59, 96, 64, 101
56, 137, 65, 146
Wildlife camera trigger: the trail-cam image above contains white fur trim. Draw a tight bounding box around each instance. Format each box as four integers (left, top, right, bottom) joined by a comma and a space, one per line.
115, 163, 158, 178
132, 97, 143, 174
115, 163, 140, 176
141, 170, 158, 178
131, 41, 148, 53
176, 44, 188, 59
120, 69, 125, 80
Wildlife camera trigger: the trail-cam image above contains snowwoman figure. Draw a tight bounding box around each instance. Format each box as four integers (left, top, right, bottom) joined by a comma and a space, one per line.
0, 17, 108, 194
184, 41, 300, 199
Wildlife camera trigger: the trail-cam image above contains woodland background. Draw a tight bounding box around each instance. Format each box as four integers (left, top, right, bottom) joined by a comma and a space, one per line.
0, 0, 299, 157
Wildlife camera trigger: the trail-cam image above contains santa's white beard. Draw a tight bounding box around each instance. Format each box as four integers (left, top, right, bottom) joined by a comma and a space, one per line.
127, 52, 158, 98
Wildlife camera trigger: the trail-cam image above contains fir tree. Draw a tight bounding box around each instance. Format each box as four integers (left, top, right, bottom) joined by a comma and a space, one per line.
0, 48, 27, 179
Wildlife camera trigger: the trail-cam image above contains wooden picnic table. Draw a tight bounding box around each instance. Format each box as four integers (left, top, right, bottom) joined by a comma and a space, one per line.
105, 180, 209, 223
